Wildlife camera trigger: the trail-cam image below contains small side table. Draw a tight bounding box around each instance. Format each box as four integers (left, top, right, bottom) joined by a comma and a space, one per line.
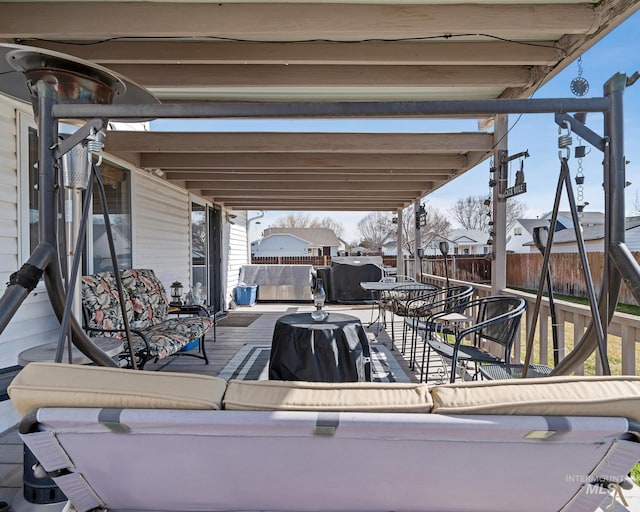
434, 312, 472, 337
478, 363, 553, 380
18, 337, 123, 366
269, 312, 371, 382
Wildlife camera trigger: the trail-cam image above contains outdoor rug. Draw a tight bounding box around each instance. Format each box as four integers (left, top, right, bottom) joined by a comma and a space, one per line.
218, 343, 410, 382
216, 313, 262, 327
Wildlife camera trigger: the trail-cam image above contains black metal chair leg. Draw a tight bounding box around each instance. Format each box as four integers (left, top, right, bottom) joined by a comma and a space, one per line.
200, 334, 209, 365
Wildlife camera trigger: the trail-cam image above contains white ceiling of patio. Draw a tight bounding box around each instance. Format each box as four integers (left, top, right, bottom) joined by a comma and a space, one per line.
1, 0, 638, 210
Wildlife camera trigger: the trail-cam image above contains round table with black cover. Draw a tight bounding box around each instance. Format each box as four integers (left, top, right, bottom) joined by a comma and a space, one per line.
269, 312, 371, 382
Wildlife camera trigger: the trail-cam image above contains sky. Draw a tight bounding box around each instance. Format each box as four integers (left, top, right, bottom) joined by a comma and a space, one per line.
152, 11, 640, 244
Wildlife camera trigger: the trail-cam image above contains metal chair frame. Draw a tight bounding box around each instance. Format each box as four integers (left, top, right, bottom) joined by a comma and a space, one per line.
385, 282, 439, 347
423, 295, 526, 383
404, 285, 474, 375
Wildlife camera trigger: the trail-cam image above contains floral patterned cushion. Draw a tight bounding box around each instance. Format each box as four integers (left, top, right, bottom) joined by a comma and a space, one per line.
114, 331, 189, 360
140, 330, 191, 359
82, 272, 133, 331
83, 269, 214, 362
121, 269, 169, 328
156, 316, 215, 341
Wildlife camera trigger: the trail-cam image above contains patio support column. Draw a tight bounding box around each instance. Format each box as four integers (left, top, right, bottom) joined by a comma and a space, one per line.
414, 200, 421, 281
491, 114, 508, 294
396, 207, 403, 277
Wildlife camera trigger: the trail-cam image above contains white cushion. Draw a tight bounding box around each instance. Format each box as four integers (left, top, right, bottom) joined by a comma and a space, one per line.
9, 362, 227, 415
223, 380, 432, 412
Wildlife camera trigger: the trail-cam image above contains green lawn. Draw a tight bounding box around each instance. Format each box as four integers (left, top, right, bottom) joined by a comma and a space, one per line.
508, 286, 640, 316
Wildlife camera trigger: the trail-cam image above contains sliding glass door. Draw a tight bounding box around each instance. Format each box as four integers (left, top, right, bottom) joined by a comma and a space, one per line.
191, 202, 222, 314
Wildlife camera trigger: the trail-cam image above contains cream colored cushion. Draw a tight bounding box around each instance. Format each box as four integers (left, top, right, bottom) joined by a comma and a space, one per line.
223, 380, 432, 412
431, 375, 640, 423
8, 362, 227, 416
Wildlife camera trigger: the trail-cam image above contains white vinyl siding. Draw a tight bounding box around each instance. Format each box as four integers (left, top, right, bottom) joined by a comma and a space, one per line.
0, 100, 18, 288
624, 226, 640, 250
225, 212, 248, 308
132, 170, 191, 293
0, 99, 58, 432
546, 240, 603, 253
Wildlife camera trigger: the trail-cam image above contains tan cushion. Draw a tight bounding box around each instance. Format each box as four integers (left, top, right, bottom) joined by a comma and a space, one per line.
223, 380, 432, 412
430, 375, 640, 423
8, 362, 227, 416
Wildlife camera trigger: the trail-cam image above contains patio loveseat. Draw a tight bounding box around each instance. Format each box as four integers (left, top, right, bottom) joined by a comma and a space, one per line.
8, 362, 640, 512
82, 269, 214, 368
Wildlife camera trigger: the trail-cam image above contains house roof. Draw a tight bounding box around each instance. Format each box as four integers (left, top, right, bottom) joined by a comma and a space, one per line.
541, 211, 605, 226
523, 217, 640, 245
1, 1, 637, 211
260, 232, 310, 245
263, 228, 342, 247
449, 229, 490, 245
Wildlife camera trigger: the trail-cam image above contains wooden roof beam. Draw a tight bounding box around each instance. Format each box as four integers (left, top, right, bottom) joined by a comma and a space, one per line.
139, 153, 469, 169
167, 172, 451, 182
106, 132, 494, 154
28, 40, 563, 66
1, 3, 597, 40
105, 64, 531, 88
219, 201, 407, 211
187, 181, 432, 192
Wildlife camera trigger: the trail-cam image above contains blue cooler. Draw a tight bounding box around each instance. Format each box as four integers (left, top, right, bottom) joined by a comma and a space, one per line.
235, 285, 258, 305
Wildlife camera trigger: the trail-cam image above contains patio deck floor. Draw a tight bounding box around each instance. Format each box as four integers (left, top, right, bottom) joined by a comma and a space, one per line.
0, 302, 638, 511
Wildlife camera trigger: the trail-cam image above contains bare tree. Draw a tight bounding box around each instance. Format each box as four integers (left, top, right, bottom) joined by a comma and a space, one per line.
399, 204, 450, 256
449, 194, 527, 232
271, 213, 345, 238
357, 212, 394, 253
310, 216, 345, 239
273, 213, 313, 228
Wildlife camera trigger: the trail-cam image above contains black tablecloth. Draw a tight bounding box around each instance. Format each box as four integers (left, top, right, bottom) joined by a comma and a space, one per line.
269, 312, 371, 382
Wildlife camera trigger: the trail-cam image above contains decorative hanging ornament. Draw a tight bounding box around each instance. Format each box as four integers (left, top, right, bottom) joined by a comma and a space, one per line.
570, 56, 589, 97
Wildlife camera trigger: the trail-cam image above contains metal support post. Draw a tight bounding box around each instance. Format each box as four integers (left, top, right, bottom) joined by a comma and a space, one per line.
36, 82, 118, 367
414, 200, 421, 282
491, 115, 508, 294
396, 207, 404, 277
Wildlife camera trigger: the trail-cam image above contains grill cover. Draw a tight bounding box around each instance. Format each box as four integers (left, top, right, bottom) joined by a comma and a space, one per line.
329, 256, 383, 303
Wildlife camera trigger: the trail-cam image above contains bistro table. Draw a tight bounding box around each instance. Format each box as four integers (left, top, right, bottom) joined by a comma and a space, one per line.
360, 280, 435, 332
269, 312, 371, 382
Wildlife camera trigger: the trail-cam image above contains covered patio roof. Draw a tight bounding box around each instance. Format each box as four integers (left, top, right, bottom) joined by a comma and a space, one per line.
1, 0, 638, 210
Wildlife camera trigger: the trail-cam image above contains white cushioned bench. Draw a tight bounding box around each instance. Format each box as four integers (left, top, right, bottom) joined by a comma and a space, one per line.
8, 362, 640, 512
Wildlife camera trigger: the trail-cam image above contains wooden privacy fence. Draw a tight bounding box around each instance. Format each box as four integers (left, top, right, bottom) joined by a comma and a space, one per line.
422, 255, 491, 284
507, 252, 640, 306
251, 255, 398, 267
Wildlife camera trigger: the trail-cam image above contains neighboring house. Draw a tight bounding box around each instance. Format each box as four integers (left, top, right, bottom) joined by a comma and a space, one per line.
0, 93, 250, 432
421, 233, 458, 256
254, 228, 343, 257
449, 229, 491, 255
512, 210, 640, 253
509, 212, 608, 254
253, 233, 310, 257
506, 219, 538, 253
522, 216, 640, 253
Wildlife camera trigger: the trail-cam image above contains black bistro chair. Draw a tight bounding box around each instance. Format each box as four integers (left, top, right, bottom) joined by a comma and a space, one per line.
404, 284, 474, 375
385, 282, 439, 347
423, 295, 526, 383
